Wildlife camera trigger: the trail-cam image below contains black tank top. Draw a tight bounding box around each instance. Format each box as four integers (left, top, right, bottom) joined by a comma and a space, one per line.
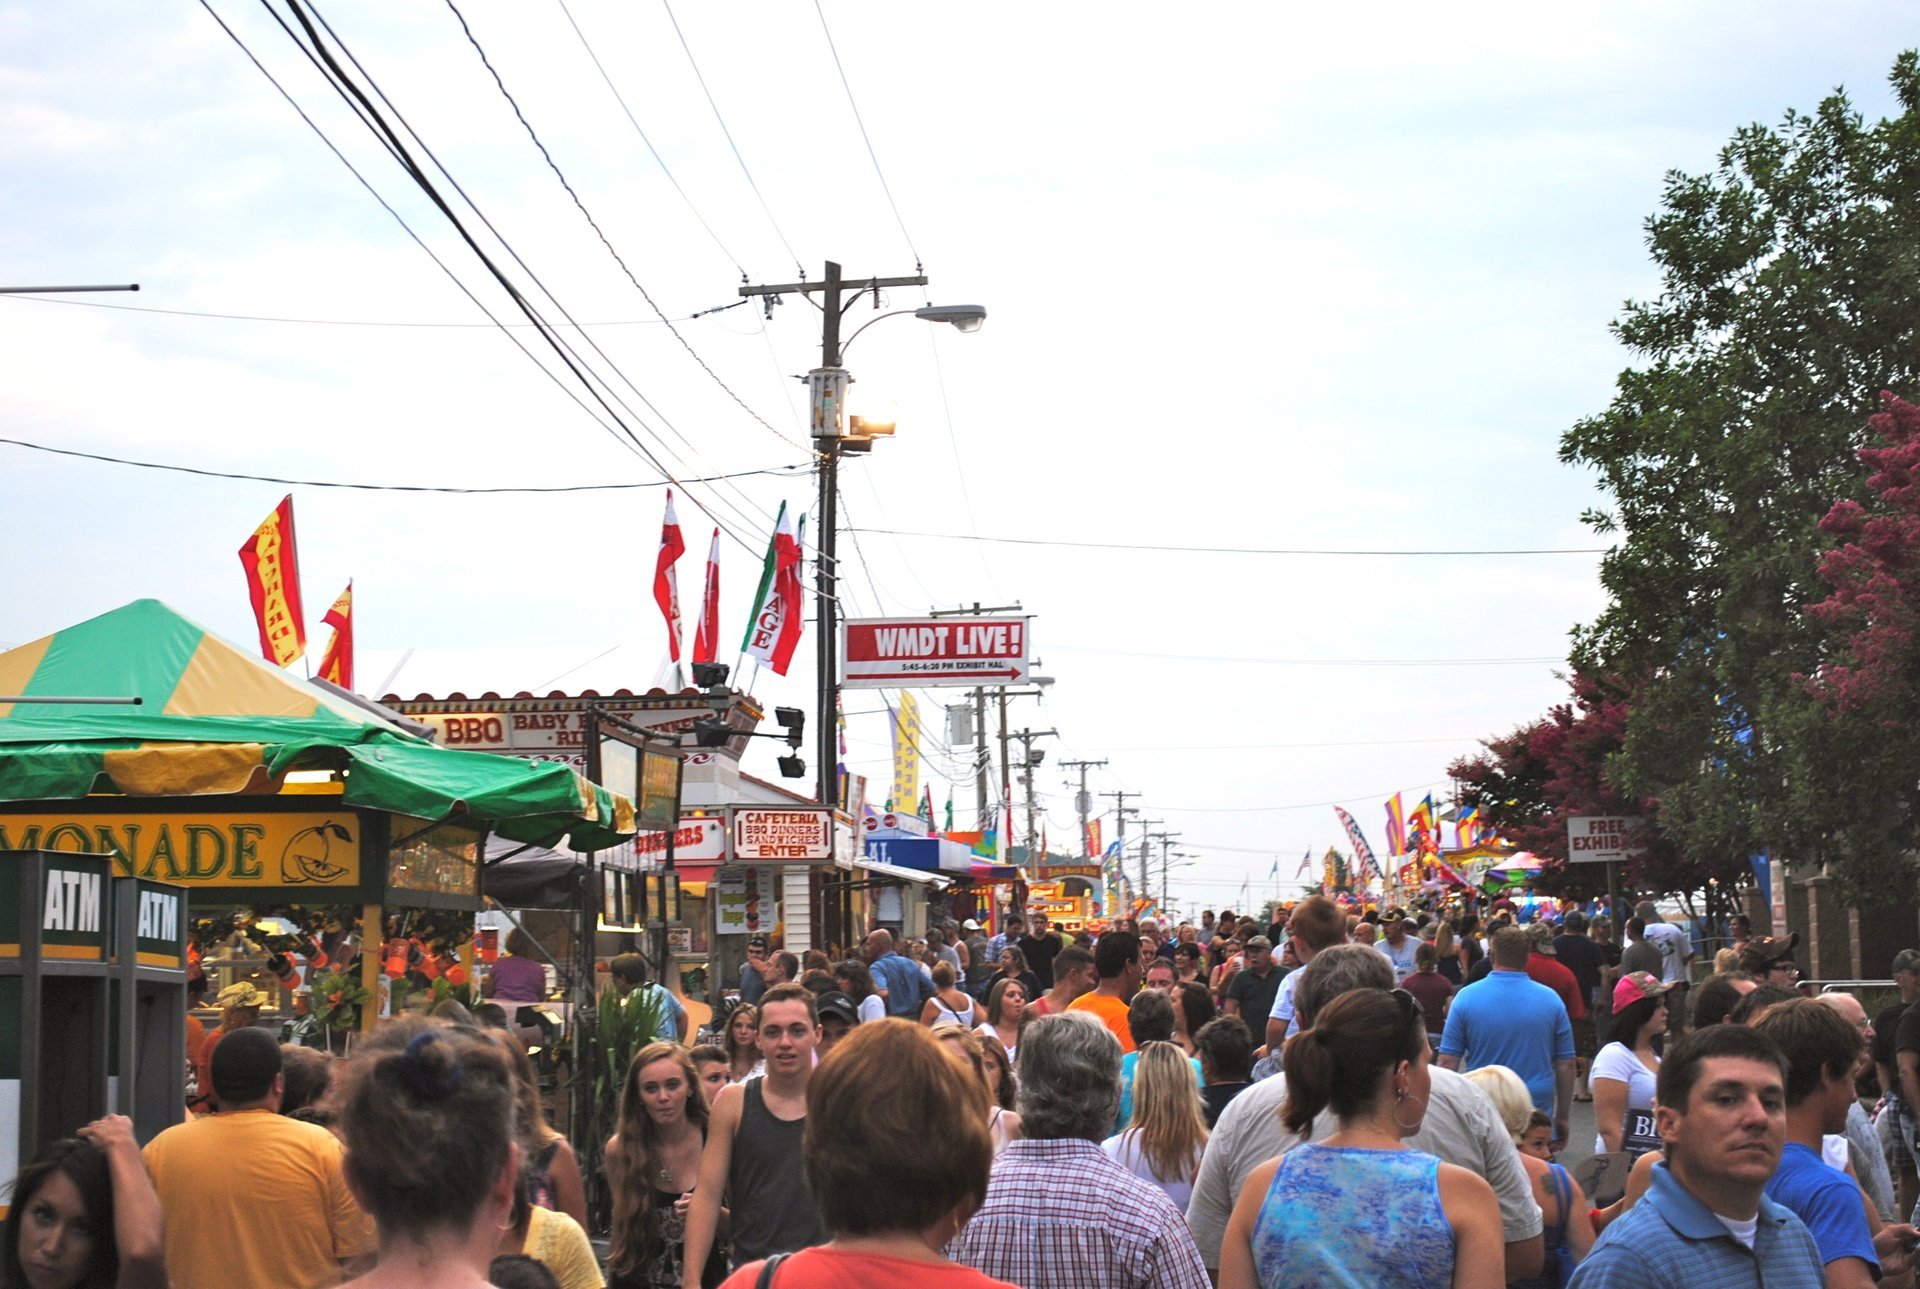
728, 1079, 824, 1265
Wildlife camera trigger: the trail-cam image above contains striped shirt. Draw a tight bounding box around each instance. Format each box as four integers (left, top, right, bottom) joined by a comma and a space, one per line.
948, 1137, 1210, 1289
1568, 1162, 1823, 1289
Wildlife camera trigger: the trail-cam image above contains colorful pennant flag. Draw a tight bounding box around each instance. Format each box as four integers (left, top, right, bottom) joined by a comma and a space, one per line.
1332, 806, 1382, 883
316, 582, 353, 689
692, 528, 720, 664
653, 491, 686, 665
1086, 818, 1103, 859
1453, 806, 1482, 851
741, 504, 805, 676
238, 495, 307, 668
1383, 793, 1407, 857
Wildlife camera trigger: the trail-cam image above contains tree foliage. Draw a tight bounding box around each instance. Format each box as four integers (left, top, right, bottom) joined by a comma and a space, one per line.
1448, 673, 1734, 897
1561, 53, 1920, 882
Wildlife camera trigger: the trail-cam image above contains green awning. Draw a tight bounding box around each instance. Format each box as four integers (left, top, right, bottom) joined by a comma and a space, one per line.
0, 601, 634, 852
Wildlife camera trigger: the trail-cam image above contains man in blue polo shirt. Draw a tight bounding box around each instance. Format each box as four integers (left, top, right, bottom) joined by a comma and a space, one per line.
1438, 925, 1575, 1146
1753, 998, 1917, 1286
860, 927, 930, 1018
1570, 1025, 1824, 1288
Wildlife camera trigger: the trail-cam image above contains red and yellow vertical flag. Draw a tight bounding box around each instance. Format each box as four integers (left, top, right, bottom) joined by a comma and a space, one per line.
238, 495, 307, 667
316, 582, 354, 689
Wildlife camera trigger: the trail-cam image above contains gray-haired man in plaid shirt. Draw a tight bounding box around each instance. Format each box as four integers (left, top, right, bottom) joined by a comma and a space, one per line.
948, 1012, 1209, 1288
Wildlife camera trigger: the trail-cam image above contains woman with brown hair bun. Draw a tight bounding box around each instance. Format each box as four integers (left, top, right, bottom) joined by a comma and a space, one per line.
334, 1018, 523, 1289
605, 1042, 727, 1289
719, 1019, 1019, 1288
1217, 989, 1504, 1289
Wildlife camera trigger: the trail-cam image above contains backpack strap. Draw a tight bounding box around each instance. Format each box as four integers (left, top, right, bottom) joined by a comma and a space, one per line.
755, 1251, 792, 1289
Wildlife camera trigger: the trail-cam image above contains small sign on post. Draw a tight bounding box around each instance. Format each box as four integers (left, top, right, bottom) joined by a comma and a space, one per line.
1566, 815, 1648, 864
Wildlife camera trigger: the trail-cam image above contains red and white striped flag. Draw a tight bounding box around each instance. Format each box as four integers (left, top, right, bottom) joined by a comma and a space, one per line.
692, 529, 720, 664
654, 491, 686, 663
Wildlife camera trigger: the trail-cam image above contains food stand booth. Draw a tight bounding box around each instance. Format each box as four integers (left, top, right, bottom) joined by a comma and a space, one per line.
0, 600, 636, 1168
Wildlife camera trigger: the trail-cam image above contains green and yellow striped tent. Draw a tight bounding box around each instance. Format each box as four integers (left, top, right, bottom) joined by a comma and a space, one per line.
0, 599, 633, 851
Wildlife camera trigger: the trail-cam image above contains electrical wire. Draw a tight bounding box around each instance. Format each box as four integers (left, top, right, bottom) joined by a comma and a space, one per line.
443, 0, 808, 455
1051, 643, 1562, 668
0, 291, 736, 328
658, 0, 805, 276
268, 0, 771, 552
0, 436, 808, 494
810, 0, 920, 269
194, 0, 659, 460
551, 0, 747, 278
848, 527, 1607, 557
1156, 783, 1447, 815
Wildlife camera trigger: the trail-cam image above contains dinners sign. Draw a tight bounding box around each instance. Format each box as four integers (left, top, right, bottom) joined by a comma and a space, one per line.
733, 809, 833, 862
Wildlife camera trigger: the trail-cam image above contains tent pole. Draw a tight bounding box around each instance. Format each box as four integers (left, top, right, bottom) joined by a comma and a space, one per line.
360, 902, 382, 1033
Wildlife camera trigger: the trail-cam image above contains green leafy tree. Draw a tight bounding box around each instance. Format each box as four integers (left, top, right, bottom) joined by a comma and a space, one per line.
1561, 53, 1920, 878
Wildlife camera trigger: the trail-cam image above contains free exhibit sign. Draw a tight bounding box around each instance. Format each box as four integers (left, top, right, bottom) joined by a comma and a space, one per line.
841, 616, 1030, 688
1566, 815, 1649, 864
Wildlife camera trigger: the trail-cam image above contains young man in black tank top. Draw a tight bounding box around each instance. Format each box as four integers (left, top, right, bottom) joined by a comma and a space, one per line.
682, 983, 826, 1283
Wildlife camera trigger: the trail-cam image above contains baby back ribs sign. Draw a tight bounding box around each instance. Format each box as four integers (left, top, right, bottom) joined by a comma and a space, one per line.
840, 616, 1030, 688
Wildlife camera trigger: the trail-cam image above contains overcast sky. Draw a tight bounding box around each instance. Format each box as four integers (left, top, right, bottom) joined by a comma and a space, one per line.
3, 3, 1913, 909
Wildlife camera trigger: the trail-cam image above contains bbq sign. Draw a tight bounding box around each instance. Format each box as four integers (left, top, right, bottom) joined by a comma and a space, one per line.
841, 616, 1030, 689
733, 808, 834, 862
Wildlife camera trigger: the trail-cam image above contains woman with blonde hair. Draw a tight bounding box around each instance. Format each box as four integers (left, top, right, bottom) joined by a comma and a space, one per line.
932, 1023, 1021, 1153
919, 960, 979, 1028
605, 1042, 726, 1289
1461, 1065, 1593, 1288
1101, 1041, 1208, 1209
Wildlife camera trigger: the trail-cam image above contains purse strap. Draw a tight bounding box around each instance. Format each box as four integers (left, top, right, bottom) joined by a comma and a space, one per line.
755, 1252, 792, 1289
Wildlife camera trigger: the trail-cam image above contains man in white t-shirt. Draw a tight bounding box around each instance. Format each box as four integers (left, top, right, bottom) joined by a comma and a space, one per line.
1634, 901, 1693, 1029
1374, 907, 1419, 983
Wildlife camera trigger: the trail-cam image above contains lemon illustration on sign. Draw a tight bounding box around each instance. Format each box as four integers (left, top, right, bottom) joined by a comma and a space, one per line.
282, 821, 354, 884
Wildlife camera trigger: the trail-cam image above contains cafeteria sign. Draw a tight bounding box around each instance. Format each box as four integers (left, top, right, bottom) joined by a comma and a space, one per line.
733, 808, 833, 862
0, 811, 362, 888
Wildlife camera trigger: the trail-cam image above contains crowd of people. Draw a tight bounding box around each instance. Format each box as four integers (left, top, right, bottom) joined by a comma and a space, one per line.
13, 896, 1920, 1288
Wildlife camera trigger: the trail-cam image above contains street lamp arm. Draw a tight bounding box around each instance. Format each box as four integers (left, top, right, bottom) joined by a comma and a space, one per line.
839, 307, 922, 354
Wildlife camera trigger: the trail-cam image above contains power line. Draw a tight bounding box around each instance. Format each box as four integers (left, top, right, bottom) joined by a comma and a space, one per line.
0, 291, 740, 328
810, 0, 920, 269
272, 0, 772, 552
0, 436, 807, 494
658, 0, 805, 275
443, 0, 807, 455
552, 0, 747, 277
193, 0, 660, 462
1051, 643, 1562, 668
1157, 782, 1447, 815
849, 527, 1608, 557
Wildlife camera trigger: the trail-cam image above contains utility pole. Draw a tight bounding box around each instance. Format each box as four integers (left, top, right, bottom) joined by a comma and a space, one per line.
1061, 759, 1108, 859
1011, 727, 1057, 855
930, 602, 1020, 830
1157, 834, 1183, 917
741, 261, 930, 819
1135, 820, 1164, 918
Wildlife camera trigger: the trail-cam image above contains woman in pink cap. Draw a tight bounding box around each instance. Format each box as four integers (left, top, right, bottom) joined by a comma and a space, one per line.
1591, 970, 1672, 1157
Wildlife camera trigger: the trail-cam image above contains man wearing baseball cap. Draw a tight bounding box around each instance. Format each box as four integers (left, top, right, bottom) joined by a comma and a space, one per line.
1524, 921, 1587, 1031
1374, 908, 1419, 983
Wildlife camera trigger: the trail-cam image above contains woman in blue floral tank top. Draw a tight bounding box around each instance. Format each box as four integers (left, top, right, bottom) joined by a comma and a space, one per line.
1217, 987, 1506, 1288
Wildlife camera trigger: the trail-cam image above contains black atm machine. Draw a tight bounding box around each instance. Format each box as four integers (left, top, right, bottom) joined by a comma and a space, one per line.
111, 870, 188, 1143
0, 850, 186, 1188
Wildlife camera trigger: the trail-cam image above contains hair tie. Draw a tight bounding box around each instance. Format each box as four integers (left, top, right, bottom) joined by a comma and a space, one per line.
397, 1029, 463, 1101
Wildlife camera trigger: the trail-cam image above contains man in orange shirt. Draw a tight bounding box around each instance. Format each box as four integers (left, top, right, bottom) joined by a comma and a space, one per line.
1067, 929, 1143, 1053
